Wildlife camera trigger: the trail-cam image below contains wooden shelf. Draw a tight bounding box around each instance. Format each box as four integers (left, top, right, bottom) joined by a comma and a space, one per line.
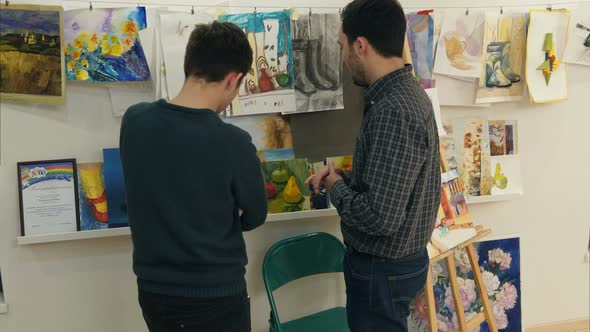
465, 193, 522, 204
16, 209, 340, 245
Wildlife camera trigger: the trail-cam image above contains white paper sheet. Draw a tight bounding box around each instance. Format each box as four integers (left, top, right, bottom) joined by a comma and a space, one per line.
424, 88, 446, 136
433, 74, 490, 107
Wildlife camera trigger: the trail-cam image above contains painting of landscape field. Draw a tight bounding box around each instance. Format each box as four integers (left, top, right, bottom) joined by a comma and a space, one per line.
0, 5, 64, 103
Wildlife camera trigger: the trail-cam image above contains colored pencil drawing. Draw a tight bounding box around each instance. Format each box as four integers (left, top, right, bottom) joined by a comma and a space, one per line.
261, 159, 310, 213
64, 7, 150, 82
77, 162, 109, 230
0, 4, 64, 103
221, 11, 296, 115
222, 114, 293, 151
406, 14, 434, 89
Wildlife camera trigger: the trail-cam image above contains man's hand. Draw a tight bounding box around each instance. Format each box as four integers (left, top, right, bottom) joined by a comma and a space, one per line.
306, 162, 349, 194
324, 160, 344, 192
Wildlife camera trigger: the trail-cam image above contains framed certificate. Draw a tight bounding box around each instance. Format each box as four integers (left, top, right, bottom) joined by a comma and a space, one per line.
17, 159, 81, 236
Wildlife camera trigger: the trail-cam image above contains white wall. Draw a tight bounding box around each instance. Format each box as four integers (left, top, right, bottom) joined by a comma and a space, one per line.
1, 0, 589, 331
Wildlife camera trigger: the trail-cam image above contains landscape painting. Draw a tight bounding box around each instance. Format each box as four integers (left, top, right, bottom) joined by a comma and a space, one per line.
0, 4, 65, 103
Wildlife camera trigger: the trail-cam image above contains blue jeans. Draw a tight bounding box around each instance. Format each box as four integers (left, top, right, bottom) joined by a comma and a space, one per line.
344, 246, 429, 332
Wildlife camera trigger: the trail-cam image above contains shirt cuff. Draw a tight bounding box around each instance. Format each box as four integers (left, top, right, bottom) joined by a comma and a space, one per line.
329, 180, 351, 210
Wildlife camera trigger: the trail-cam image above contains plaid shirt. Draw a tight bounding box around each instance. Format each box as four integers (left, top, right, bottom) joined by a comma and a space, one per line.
330, 65, 441, 259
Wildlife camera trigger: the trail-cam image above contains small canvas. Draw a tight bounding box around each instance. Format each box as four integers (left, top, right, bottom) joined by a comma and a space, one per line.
409, 235, 522, 332
476, 13, 527, 104
257, 149, 295, 162
102, 148, 127, 227
222, 114, 293, 151
526, 9, 570, 103
563, 2, 590, 66
0, 4, 65, 104
434, 10, 485, 78
406, 14, 434, 89
491, 155, 523, 196
64, 7, 150, 82
221, 11, 296, 116
77, 162, 109, 230
453, 117, 492, 197
260, 159, 310, 214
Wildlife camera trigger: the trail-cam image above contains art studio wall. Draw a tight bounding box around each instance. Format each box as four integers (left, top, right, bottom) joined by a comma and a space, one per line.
1, 0, 589, 331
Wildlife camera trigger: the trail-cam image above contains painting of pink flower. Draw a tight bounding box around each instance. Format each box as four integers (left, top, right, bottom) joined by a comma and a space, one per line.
496, 283, 518, 310
437, 313, 455, 332
411, 293, 429, 322
431, 263, 444, 281
454, 249, 473, 274
482, 270, 501, 295
488, 248, 512, 270
445, 278, 477, 309
492, 301, 509, 329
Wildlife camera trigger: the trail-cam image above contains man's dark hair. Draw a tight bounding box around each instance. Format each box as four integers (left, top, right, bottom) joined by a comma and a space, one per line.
341, 0, 406, 58
184, 21, 253, 82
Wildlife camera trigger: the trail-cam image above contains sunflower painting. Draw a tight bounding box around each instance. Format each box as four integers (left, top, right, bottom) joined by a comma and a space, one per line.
63, 7, 150, 82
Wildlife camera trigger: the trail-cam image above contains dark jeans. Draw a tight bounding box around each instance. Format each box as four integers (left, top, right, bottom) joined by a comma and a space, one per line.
344, 246, 429, 332
138, 289, 251, 332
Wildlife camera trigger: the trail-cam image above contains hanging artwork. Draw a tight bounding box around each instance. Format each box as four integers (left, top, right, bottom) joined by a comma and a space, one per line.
289, 13, 343, 113
102, 148, 127, 228
475, 13, 527, 104
260, 159, 310, 213
63, 7, 150, 82
220, 11, 296, 116
453, 117, 492, 197
563, 3, 590, 66
77, 162, 109, 231
222, 114, 293, 151
489, 120, 518, 156
409, 235, 522, 332
406, 13, 434, 89
434, 10, 485, 78
0, 4, 65, 104
491, 155, 523, 196
159, 12, 213, 98
526, 9, 570, 103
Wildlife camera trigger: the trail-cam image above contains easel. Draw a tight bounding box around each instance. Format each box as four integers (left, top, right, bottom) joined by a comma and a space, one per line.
424, 148, 499, 331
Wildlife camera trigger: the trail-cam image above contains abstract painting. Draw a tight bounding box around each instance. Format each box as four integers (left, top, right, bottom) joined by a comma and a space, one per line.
102, 148, 127, 227
0, 4, 64, 104
440, 170, 472, 228
64, 7, 150, 82
434, 10, 485, 78
453, 117, 492, 197
406, 13, 434, 89
409, 235, 522, 332
563, 2, 590, 66
222, 114, 293, 151
476, 13, 527, 104
491, 156, 523, 196
526, 9, 570, 103
77, 162, 109, 231
221, 11, 296, 116
290, 13, 343, 113
261, 159, 310, 213
489, 120, 518, 156
257, 148, 295, 162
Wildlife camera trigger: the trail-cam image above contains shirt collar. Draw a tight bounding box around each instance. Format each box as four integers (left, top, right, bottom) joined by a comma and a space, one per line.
364, 65, 414, 107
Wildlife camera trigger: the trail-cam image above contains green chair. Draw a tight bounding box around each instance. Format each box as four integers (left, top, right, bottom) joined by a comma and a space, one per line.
263, 232, 350, 332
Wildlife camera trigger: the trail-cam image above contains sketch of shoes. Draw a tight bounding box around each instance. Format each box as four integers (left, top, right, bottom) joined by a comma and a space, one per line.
306, 39, 334, 90
488, 61, 512, 88
489, 42, 520, 83
293, 46, 317, 95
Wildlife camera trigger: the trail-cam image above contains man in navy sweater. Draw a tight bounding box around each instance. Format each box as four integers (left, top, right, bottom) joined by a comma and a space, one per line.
120, 22, 268, 332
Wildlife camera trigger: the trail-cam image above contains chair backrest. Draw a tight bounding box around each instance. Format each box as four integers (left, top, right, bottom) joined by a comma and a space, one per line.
263, 232, 346, 292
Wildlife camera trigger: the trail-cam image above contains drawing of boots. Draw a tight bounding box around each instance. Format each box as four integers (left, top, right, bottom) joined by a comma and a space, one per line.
489, 42, 520, 83
292, 40, 317, 94
306, 39, 334, 90
485, 44, 511, 88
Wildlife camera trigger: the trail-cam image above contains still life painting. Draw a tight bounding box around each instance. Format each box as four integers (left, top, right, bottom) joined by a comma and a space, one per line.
221, 11, 296, 115
261, 159, 310, 214
409, 236, 522, 332
77, 162, 109, 231
64, 7, 150, 82
0, 4, 65, 103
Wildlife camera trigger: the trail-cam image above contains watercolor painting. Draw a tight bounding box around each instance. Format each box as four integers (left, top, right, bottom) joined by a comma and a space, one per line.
409, 236, 521, 332
476, 13, 526, 104
489, 120, 518, 156
102, 148, 127, 227
526, 9, 570, 103
257, 148, 295, 162
453, 117, 492, 197
261, 159, 310, 213
64, 7, 150, 82
221, 11, 296, 116
440, 121, 458, 171
77, 162, 109, 231
406, 13, 434, 89
491, 156, 522, 196
563, 3, 590, 66
290, 13, 343, 113
434, 10, 485, 78
440, 170, 472, 228
0, 4, 64, 103
222, 114, 293, 151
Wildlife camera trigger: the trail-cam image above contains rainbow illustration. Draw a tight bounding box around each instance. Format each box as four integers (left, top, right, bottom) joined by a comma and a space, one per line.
20, 163, 74, 190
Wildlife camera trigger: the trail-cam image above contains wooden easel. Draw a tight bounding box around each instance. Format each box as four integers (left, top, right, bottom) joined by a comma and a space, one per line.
424, 226, 499, 332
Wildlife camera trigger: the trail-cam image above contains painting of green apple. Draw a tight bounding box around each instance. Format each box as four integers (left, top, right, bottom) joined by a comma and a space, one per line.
261, 159, 310, 213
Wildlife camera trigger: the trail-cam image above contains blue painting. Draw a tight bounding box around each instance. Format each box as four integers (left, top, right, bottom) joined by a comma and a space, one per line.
63, 7, 150, 82
406, 14, 434, 89
77, 162, 109, 231
409, 236, 521, 332
257, 148, 295, 162
103, 148, 128, 227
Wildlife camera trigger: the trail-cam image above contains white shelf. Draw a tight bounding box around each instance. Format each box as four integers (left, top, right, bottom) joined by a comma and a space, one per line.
0, 293, 7, 314
16, 209, 340, 245
465, 193, 522, 204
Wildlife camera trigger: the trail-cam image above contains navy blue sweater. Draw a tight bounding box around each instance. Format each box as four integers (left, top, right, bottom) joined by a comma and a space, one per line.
120, 99, 268, 297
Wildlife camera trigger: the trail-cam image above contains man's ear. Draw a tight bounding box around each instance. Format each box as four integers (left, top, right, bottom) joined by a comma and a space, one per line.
355, 37, 370, 57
